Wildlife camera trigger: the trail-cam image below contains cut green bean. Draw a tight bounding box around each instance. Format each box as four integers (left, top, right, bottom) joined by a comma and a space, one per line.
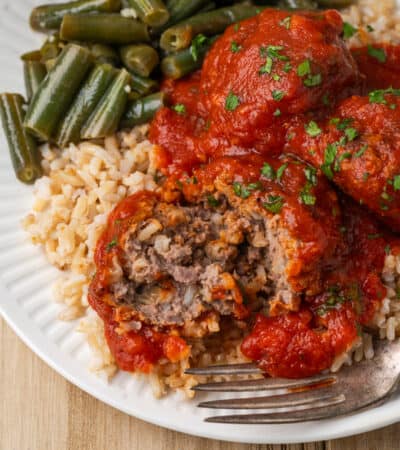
160, 4, 265, 52
121, 92, 166, 127
55, 64, 116, 147
0, 93, 42, 184
90, 44, 120, 65
30, 0, 121, 31
20, 50, 42, 62
81, 69, 131, 138
23, 61, 47, 101
129, 72, 159, 95
161, 35, 217, 79
278, 0, 318, 9
119, 44, 159, 77
40, 34, 61, 61
316, 0, 354, 6
24, 44, 93, 141
60, 14, 150, 44
126, 0, 169, 26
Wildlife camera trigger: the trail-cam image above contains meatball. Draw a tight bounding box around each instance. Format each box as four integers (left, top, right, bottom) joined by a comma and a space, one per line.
199, 8, 361, 154
285, 93, 400, 231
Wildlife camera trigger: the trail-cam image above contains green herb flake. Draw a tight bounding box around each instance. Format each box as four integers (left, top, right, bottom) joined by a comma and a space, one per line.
280, 16, 291, 29
368, 233, 382, 240
368, 87, 400, 104
366, 24, 374, 32
276, 163, 288, 181
261, 162, 275, 179
263, 195, 285, 214
272, 73, 281, 81
266, 45, 289, 61
304, 73, 322, 88
190, 34, 209, 61
259, 56, 273, 75
322, 94, 330, 106
355, 144, 368, 158
172, 103, 186, 115
300, 188, 316, 206
273, 109, 281, 117
390, 103, 397, 110
231, 41, 242, 53
297, 59, 311, 77
283, 62, 292, 73
225, 91, 240, 111
343, 22, 357, 39
321, 143, 338, 180
272, 90, 285, 101
234, 23, 240, 32
305, 120, 322, 137
176, 180, 183, 190
106, 239, 117, 252
363, 172, 370, 181
336, 117, 354, 131
304, 166, 318, 186
207, 195, 220, 207
393, 175, 400, 191
367, 45, 387, 63
344, 127, 358, 141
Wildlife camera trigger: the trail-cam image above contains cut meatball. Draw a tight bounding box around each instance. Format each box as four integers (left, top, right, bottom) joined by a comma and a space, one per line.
285, 93, 400, 231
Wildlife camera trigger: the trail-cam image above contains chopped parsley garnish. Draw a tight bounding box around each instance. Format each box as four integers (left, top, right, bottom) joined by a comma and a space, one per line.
322, 94, 330, 106
172, 103, 186, 115
272, 90, 285, 101
300, 186, 316, 206
304, 166, 317, 186
207, 195, 220, 207
272, 73, 281, 81
261, 162, 275, 179
263, 195, 285, 214
273, 108, 281, 117
231, 41, 241, 53
385, 244, 391, 255
280, 16, 291, 29
234, 23, 240, 32
303, 73, 322, 87
363, 172, 370, 181
355, 145, 368, 158
190, 34, 209, 61
297, 59, 311, 77
390, 103, 397, 110
276, 163, 288, 181
106, 239, 117, 252
343, 22, 357, 39
393, 175, 400, 191
369, 87, 400, 104
232, 181, 262, 199
305, 120, 322, 137
367, 45, 387, 63
334, 117, 353, 131
262, 45, 289, 61
334, 152, 352, 172
225, 91, 240, 111
366, 24, 375, 32
283, 62, 292, 73
259, 56, 273, 74
344, 127, 358, 141
321, 143, 338, 180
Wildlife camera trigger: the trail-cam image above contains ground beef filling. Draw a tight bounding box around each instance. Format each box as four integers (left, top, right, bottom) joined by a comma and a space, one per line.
110, 194, 275, 329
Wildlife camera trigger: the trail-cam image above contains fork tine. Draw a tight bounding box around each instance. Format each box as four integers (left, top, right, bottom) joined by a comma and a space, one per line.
198, 387, 339, 409
204, 394, 346, 424
185, 363, 261, 376
192, 374, 336, 392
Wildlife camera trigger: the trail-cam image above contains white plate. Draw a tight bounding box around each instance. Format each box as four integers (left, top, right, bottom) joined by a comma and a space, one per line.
0, 0, 399, 443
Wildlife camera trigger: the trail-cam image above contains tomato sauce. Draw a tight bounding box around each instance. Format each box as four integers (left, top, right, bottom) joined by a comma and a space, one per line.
92, 8, 400, 378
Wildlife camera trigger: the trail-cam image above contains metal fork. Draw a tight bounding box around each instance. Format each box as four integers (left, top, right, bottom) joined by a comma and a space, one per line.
185, 338, 400, 424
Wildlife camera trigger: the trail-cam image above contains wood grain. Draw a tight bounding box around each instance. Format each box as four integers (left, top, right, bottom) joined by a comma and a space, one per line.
1, 317, 399, 450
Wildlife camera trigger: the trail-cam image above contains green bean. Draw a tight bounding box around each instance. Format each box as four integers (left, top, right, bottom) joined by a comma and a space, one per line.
278, 0, 318, 9
60, 14, 150, 44
316, 0, 354, 6
55, 64, 116, 147
129, 72, 159, 95
120, 92, 166, 127
161, 35, 218, 79
119, 44, 159, 77
81, 69, 131, 138
24, 44, 93, 141
23, 61, 47, 101
20, 50, 42, 62
0, 94, 42, 184
89, 44, 120, 65
126, 0, 169, 26
30, 0, 121, 31
40, 34, 61, 61
160, 4, 265, 52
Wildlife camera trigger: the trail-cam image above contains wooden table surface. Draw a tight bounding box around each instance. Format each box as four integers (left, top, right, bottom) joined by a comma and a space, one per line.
1, 318, 399, 450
